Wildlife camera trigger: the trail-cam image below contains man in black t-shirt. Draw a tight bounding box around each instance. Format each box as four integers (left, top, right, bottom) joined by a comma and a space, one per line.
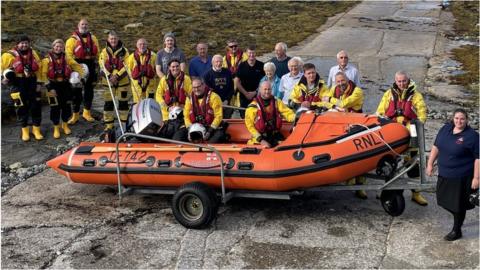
234, 45, 265, 118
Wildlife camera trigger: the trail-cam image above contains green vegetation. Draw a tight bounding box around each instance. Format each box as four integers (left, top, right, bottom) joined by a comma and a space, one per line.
1, 1, 357, 57
448, 1, 479, 94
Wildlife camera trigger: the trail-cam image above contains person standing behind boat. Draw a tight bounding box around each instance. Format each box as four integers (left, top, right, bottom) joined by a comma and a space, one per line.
376, 70, 428, 206
426, 109, 479, 241
323, 72, 367, 199
223, 38, 248, 109
155, 59, 192, 139
203, 54, 234, 119
235, 45, 265, 118
98, 31, 130, 131
1, 35, 43, 141
327, 50, 360, 88
289, 63, 329, 110
125, 38, 157, 104
65, 18, 99, 124
155, 33, 186, 79
268, 42, 291, 78
279, 57, 303, 105
259, 62, 281, 100
39, 39, 84, 139
245, 80, 295, 148
175, 78, 225, 143
188, 42, 212, 79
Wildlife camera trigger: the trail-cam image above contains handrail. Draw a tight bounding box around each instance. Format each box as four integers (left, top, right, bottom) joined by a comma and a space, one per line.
114, 132, 227, 203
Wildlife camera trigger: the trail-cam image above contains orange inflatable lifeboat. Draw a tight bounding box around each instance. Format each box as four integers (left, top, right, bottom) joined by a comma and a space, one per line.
48, 111, 410, 191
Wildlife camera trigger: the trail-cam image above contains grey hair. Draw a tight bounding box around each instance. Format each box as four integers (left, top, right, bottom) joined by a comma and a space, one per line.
334, 71, 349, 81
288, 56, 303, 67
336, 50, 348, 59
108, 30, 119, 37
259, 80, 272, 89
264, 62, 276, 72
275, 42, 287, 52
212, 54, 223, 62
395, 70, 409, 78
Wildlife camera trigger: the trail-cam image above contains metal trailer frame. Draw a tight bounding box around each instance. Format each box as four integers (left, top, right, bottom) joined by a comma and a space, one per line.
114, 119, 435, 203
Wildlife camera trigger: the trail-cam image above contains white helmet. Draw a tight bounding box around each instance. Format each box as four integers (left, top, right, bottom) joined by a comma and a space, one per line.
296, 106, 309, 116
188, 123, 206, 142
2, 68, 15, 81
168, 106, 183, 120
80, 63, 89, 79
69, 72, 82, 88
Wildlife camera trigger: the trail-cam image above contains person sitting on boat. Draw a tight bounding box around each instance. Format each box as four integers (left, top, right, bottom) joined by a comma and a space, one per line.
98, 30, 130, 131
174, 78, 225, 143
376, 70, 428, 206
203, 54, 234, 119
39, 39, 84, 139
323, 71, 367, 199
125, 38, 157, 104
245, 80, 295, 148
322, 72, 363, 113
155, 59, 192, 139
289, 63, 330, 111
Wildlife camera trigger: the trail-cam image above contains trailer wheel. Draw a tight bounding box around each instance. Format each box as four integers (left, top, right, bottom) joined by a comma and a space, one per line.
380, 190, 405, 216
171, 182, 218, 229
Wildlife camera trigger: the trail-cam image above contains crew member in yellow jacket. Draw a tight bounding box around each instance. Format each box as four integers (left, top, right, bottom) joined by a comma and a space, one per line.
324, 71, 367, 198
125, 38, 157, 104
175, 78, 225, 143
65, 18, 100, 124
39, 39, 84, 139
222, 39, 248, 107
245, 80, 295, 148
289, 63, 330, 110
376, 70, 428, 206
1, 35, 43, 141
98, 31, 130, 130
323, 72, 363, 112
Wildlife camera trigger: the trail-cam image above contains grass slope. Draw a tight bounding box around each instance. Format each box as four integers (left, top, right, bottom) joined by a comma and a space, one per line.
1, 1, 357, 58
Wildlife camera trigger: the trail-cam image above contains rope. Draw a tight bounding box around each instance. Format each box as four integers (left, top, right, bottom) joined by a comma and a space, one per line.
350, 123, 403, 156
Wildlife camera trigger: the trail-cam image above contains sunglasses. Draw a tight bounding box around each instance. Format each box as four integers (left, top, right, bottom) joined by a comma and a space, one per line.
229, 45, 238, 48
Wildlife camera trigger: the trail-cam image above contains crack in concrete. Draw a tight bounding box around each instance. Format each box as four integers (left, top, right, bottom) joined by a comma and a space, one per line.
377, 216, 395, 269
39, 227, 89, 269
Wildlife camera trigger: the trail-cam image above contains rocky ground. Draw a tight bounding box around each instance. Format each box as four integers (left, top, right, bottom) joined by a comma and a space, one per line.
1, 1, 479, 269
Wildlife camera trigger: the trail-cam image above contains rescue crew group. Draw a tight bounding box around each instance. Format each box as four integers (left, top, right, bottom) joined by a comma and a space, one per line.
1, 18, 428, 205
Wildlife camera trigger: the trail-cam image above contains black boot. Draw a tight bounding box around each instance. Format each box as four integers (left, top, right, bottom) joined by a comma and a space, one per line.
444, 210, 466, 241
444, 230, 462, 241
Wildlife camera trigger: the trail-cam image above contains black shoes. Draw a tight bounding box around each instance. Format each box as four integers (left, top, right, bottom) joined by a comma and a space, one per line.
444, 230, 462, 241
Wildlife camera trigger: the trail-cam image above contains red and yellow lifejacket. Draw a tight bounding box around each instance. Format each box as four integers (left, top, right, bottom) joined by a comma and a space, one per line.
104, 45, 126, 73
334, 81, 362, 113
189, 88, 215, 126
10, 48, 39, 74
254, 96, 282, 134
164, 71, 186, 106
131, 49, 155, 80
47, 52, 72, 81
225, 49, 243, 75
385, 85, 417, 122
72, 31, 98, 60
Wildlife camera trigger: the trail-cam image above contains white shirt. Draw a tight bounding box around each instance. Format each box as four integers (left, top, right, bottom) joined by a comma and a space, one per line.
327, 63, 361, 88
280, 72, 303, 104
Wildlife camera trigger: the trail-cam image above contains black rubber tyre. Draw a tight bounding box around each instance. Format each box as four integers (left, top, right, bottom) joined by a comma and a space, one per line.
380, 190, 405, 217
171, 182, 218, 229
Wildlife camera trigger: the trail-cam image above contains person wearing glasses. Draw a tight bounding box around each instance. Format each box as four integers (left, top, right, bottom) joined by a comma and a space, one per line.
279, 56, 304, 105
223, 39, 248, 108
326, 50, 360, 88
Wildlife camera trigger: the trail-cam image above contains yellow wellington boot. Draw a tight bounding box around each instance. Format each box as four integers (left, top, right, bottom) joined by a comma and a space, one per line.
82, 109, 95, 122
21, 127, 30, 142
104, 123, 114, 131
355, 190, 368, 199
53, 125, 61, 139
412, 191, 428, 206
62, 122, 71, 135
68, 112, 80, 125
32, 125, 44, 140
